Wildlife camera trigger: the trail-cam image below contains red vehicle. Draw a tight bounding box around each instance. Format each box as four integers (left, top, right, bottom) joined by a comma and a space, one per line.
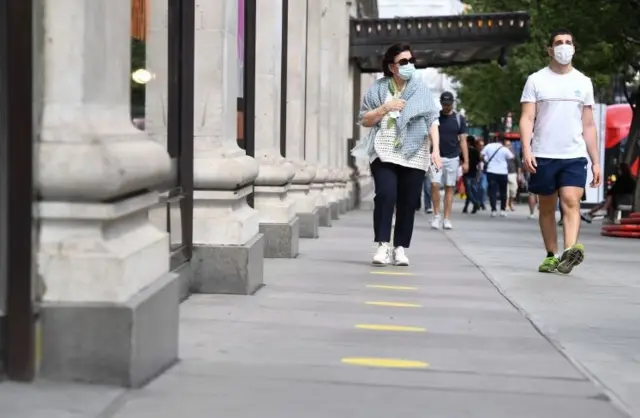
605, 104, 638, 180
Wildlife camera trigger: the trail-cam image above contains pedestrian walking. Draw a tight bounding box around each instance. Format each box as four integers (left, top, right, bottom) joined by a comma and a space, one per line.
481, 136, 515, 217
506, 139, 522, 211
461, 135, 481, 214
519, 28, 602, 274
429, 91, 469, 230
352, 42, 442, 266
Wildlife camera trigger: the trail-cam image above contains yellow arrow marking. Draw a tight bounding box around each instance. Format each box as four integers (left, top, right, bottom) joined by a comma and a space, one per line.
341, 358, 429, 369
366, 285, 418, 291
365, 301, 422, 308
355, 324, 426, 332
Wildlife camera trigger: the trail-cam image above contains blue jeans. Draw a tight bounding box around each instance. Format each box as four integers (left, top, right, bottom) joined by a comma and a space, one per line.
463, 176, 480, 208
478, 173, 488, 207
422, 175, 432, 211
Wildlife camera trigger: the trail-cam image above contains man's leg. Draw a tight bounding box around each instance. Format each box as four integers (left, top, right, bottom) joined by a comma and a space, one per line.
498, 174, 509, 212
559, 186, 584, 248
479, 173, 488, 209
486, 173, 498, 212
430, 170, 442, 216
538, 193, 559, 255
528, 193, 537, 216
442, 158, 459, 225
429, 169, 443, 228
423, 175, 432, 213
528, 158, 561, 272
556, 157, 589, 274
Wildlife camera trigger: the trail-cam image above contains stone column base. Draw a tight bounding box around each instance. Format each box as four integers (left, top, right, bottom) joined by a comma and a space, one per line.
330, 200, 340, 220
339, 188, 348, 214
191, 233, 265, 295
40, 272, 180, 388
298, 208, 320, 238
318, 204, 332, 227
259, 216, 300, 258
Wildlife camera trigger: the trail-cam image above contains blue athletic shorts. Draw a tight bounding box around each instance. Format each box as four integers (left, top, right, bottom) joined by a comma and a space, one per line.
528, 157, 588, 196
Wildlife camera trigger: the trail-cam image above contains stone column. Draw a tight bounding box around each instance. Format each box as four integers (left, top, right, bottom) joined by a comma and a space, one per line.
36, 0, 178, 387
190, 0, 264, 293
304, 0, 332, 227
253, 0, 300, 258
336, 0, 351, 213
320, 0, 340, 220
285, 0, 319, 239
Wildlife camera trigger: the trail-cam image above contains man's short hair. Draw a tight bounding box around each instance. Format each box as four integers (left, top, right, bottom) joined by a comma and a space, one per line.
549, 28, 574, 46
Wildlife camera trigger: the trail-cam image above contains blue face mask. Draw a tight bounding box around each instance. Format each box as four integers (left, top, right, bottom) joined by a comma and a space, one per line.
398, 63, 416, 81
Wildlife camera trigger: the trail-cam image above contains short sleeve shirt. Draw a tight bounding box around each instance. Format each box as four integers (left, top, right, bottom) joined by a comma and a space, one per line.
438, 112, 468, 159
481, 143, 515, 175
520, 67, 595, 159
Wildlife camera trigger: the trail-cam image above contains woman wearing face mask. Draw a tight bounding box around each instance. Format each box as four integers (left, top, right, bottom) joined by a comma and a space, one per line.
519, 28, 601, 274
352, 43, 442, 266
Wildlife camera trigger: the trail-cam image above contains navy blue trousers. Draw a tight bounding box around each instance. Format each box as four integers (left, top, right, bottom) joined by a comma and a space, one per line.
371, 159, 425, 248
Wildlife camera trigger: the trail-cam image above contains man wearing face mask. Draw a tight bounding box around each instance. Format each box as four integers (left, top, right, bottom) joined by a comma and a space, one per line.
519, 29, 602, 275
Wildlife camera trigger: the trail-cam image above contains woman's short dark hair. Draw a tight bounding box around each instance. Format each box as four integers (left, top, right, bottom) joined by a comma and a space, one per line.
382, 43, 413, 77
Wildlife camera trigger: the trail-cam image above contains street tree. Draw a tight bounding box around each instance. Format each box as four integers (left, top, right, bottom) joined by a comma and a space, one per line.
447, 0, 640, 209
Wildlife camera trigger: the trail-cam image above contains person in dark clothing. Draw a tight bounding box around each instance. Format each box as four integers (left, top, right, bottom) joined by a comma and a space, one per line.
460, 135, 481, 213
582, 162, 636, 222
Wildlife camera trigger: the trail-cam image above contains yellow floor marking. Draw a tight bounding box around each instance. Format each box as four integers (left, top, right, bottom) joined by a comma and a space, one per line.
365, 301, 422, 308
366, 285, 418, 291
369, 271, 415, 276
341, 358, 429, 369
355, 324, 426, 332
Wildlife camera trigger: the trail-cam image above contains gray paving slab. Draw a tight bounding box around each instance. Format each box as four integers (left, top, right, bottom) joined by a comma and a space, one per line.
0, 380, 123, 418
443, 204, 640, 417
104, 209, 628, 417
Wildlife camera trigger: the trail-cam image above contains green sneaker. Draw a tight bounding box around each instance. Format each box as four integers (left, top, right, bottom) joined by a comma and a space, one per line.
538, 256, 560, 273
557, 244, 585, 274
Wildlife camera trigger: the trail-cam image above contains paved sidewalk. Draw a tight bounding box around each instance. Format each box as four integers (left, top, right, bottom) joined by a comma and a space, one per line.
105, 209, 627, 417
0, 208, 633, 417
444, 205, 640, 417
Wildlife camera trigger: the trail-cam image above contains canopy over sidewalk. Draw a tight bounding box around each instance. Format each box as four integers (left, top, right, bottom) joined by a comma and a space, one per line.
350, 11, 530, 72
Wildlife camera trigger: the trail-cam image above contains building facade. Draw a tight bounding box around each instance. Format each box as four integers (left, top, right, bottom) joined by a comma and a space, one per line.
0, 0, 377, 384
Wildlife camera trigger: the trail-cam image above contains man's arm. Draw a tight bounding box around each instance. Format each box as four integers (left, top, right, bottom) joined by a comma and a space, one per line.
582, 106, 599, 166
519, 75, 537, 161
582, 81, 599, 166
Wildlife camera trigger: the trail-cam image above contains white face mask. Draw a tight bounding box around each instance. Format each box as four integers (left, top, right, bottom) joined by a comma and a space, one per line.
553, 44, 575, 65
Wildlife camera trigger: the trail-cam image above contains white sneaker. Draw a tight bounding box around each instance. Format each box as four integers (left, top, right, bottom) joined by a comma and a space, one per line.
443, 219, 453, 230
499, 210, 508, 217
431, 215, 441, 229
372, 243, 392, 266
393, 246, 409, 266
528, 213, 537, 220
491, 211, 498, 217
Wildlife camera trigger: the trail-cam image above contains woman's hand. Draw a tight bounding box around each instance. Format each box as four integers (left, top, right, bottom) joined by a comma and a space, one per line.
431, 151, 442, 172
384, 98, 406, 112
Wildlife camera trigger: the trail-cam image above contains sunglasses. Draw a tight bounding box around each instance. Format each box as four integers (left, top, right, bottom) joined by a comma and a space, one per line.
395, 57, 416, 66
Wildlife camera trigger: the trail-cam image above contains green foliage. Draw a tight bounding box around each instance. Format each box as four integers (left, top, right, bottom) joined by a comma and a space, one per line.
445, 0, 640, 126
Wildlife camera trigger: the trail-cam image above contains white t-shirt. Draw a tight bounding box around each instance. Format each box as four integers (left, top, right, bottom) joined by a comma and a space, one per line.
520, 67, 595, 159
481, 143, 514, 175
